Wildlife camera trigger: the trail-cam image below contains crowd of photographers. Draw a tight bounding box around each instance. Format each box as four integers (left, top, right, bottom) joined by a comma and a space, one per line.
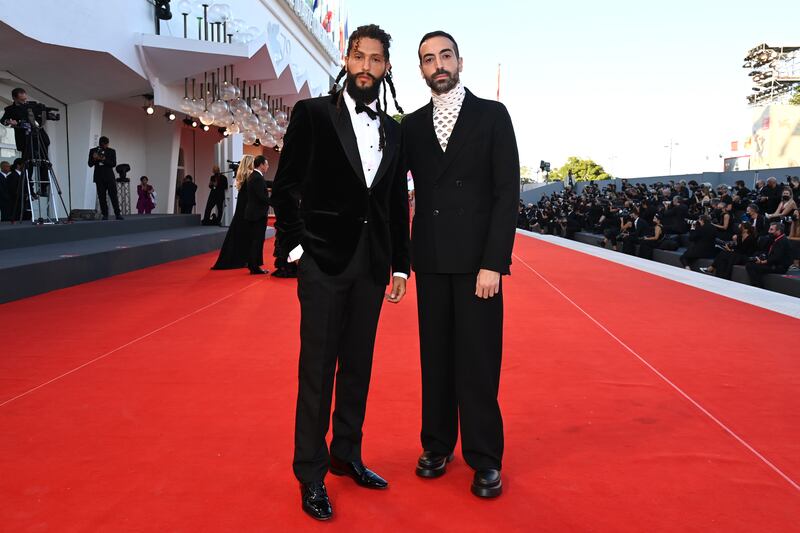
518, 176, 800, 288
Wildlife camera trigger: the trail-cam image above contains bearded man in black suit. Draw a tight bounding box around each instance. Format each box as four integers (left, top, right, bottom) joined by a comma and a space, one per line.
401, 30, 519, 499
270, 24, 410, 521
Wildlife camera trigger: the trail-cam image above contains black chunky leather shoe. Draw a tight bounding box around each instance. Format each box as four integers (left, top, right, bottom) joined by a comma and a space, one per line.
329, 457, 388, 489
415, 451, 455, 478
471, 469, 502, 498
300, 481, 333, 521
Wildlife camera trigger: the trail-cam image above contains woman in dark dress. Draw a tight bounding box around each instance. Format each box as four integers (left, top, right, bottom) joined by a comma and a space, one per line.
636, 213, 664, 260
211, 155, 256, 270
701, 221, 758, 279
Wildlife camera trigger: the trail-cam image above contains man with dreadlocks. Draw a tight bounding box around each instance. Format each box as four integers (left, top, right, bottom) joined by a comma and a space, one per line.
402, 31, 519, 499
270, 24, 409, 521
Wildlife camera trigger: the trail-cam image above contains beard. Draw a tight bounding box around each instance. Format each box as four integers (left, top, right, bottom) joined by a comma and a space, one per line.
345, 71, 382, 104
425, 68, 459, 94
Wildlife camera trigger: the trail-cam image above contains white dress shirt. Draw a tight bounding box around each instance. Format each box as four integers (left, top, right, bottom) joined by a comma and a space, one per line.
288, 91, 407, 279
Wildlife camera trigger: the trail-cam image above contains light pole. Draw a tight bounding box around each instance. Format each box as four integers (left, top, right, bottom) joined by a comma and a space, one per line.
664, 139, 679, 175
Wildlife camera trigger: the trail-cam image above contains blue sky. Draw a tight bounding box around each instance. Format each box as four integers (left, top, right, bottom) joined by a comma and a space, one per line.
343, 0, 799, 178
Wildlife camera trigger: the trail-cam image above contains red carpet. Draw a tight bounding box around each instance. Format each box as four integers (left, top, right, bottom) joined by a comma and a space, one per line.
1, 234, 798, 532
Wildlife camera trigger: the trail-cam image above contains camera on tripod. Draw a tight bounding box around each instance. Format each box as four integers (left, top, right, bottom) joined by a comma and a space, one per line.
23, 101, 60, 124
228, 159, 240, 172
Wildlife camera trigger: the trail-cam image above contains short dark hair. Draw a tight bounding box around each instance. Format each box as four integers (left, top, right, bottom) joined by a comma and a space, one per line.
99, 136, 109, 145
770, 221, 785, 233
747, 203, 760, 213
11, 88, 26, 99
140, 176, 148, 182
418, 31, 459, 61
185, 175, 193, 182
254, 155, 267, 168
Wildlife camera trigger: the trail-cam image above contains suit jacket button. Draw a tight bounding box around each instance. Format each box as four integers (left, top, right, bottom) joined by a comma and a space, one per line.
456, 180, 463, 187
433, 209, 439, 216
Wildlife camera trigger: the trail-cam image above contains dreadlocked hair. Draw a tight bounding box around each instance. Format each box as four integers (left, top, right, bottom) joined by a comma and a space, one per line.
327, 24, 404, 151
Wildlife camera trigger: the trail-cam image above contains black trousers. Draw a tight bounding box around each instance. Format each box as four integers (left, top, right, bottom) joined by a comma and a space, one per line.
204, 193, 224, 223
746, 262, 786, 287
247, 217, 266, 269
712, 251, 746, 280
416, 273, 504, 471
293, 229, 386, 483
96, 178, 120, 217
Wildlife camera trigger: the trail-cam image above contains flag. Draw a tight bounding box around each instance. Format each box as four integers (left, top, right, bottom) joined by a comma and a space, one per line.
312, 0, 319, 11
322, 10, 332, 32
344, 16, 348, 41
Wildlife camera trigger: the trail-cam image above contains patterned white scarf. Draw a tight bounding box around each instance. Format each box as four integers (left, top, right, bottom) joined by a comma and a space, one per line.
432, 81, 465, 152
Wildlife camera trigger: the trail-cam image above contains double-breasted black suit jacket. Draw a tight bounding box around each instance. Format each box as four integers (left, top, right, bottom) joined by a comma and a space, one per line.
402, 89, 520, 274
270, 92, 410, 285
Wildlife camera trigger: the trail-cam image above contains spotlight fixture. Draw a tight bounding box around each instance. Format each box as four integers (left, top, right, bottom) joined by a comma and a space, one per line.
202, 124, 210, 131
218, 127, 229, 136
165, 111, 176, 121
143, 93, 155, 115
254, 138, 261, 146
182, 117, 198, 128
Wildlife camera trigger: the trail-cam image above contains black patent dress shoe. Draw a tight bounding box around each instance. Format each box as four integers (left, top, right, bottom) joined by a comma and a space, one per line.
471, 469, 502, 498
300, 481, 333, 521
415, 451, 455, 478
249, 267, 267, 275
329, 457, 388, 489
271, 267, 297, 278
115, 215, 124, 220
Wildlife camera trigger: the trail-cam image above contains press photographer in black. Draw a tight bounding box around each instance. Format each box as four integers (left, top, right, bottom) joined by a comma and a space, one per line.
1, 88, 52, 196
745, 222, 792, 288
700, 221, 757, 279
88, 136, 123, 220
679, 215, 716, 270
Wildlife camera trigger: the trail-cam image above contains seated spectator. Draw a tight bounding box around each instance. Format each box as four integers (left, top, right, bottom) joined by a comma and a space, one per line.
701, 221, 757, 279
637, 213, 664, 260
766, 188, 797, 221
710, 199, 734, 240
745, 203, 768, 237
680, 215, 717, 270
621, 207, 650, 255
746, 222, 793, 287
758, 177, 781, 215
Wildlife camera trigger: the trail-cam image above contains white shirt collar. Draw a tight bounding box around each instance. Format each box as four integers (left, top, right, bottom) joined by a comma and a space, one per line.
343, 89, 378, 118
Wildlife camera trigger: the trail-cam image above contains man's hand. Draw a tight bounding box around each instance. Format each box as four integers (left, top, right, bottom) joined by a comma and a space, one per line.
386, 276, 406, 304
475, 269, 501, 299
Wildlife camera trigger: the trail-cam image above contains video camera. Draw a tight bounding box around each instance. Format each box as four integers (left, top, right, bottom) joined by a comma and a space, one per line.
23, 101, 61, 123
227, 159, 240, 172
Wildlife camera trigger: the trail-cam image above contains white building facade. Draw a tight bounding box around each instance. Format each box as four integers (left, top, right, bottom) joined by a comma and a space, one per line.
0, 0, 340, 218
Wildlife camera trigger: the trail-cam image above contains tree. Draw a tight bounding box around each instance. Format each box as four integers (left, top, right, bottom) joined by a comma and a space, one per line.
548, 156, 613, 182
520, 165, 535, 185
789, 86, 800, 106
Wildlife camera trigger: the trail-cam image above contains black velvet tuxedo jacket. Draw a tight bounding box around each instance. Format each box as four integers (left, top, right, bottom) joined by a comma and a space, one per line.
270, 92, 410, 285
402, 89, 519, 275
87, 147, 117, 183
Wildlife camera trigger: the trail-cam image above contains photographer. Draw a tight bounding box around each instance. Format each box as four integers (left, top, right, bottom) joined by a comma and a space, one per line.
202, 165, 228, 226
661, 196, 689, 235
679, 215, 716, 270
701, 221, 757, 279
745, 222, 792, 288
758, 177, 781, 215
1, 88, 52, 196
177, 175, 198, 214
88, 136, 123, 220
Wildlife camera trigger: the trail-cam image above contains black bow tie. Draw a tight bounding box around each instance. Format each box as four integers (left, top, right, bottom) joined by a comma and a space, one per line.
355, 101, 378, 120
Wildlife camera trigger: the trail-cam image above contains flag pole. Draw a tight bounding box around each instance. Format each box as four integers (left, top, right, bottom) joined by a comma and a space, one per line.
496, 63, 501, 102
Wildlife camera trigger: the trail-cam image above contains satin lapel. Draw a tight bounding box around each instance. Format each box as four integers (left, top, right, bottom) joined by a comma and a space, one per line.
435, 90, 480, 182
370, 114, 398, 189
328, 95, 366, 186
